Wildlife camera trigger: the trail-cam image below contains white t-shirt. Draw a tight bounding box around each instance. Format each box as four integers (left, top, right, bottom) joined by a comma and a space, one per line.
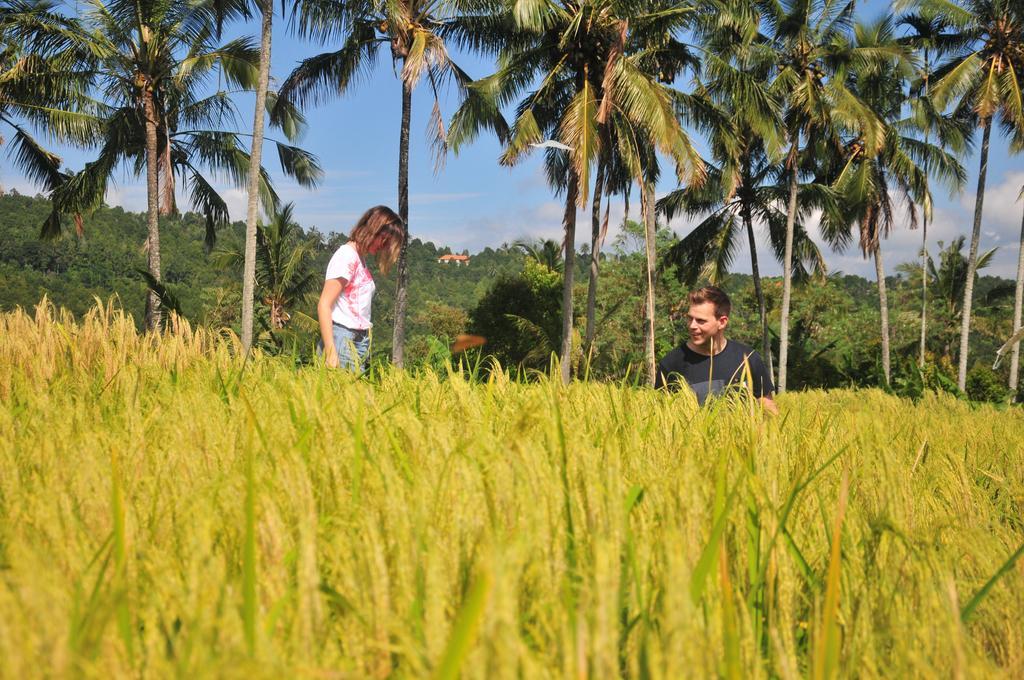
325, 242, 375, 329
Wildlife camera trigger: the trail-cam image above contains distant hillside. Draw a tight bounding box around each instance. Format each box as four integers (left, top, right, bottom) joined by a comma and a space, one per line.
0, 192, 527, 344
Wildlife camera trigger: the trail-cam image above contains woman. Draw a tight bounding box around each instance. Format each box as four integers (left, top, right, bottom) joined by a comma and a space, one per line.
317, 206, 404, 370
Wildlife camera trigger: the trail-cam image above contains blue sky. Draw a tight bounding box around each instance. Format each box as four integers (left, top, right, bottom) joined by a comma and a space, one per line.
1, 1, 1021, 279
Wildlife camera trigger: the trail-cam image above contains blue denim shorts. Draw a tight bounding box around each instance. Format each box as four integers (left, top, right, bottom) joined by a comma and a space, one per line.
318, 323, 370, 371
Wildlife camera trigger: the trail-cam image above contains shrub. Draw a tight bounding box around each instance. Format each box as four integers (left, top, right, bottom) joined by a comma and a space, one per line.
965, 363, 1012, 403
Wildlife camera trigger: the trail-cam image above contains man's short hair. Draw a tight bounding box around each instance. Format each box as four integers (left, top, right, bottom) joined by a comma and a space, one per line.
689, 286, 731, 318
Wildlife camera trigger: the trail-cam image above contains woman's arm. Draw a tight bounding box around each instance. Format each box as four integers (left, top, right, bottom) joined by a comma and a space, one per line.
317, 278, 345, 367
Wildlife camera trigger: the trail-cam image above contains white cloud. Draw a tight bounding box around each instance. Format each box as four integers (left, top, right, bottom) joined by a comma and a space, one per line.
218, 188, 248, 221
951, 173, 1024, 278
103, 184, 146, 213
404, 197, 636, 253
961, 171, 1024, 231
420, 200, 564, 250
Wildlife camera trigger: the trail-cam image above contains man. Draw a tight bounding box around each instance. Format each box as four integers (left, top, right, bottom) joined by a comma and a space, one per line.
655, 286, 777, 413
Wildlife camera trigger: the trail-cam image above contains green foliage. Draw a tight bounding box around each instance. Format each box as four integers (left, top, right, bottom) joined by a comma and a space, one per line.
966, 363, 1013, 403
415, 301, 470, 341
214, 203, 319, 335
0, 192, 240, 325
404, 302, 470, 369
469, 260, 562, 371
0, 194, 527, 350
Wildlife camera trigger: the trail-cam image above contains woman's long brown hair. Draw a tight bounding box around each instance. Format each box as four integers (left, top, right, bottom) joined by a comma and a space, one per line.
349, 206, 405, 275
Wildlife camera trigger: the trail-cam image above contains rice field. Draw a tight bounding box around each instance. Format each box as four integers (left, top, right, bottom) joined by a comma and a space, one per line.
1, 301, 1023, 678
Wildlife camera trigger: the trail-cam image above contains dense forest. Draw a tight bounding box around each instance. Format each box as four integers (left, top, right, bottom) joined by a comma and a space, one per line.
1, 192, 1019, 400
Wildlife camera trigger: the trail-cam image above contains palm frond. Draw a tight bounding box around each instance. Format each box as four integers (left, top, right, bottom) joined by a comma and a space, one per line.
276, 21, 381, 109
274, 140, 324, 188
500, 107, 542, 166
559, 79, 599, 206
186, 167, 230, 251
662, 208, 738, 286
448, 77, 510, 153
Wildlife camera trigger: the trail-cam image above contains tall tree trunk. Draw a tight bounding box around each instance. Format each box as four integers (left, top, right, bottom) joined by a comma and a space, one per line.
559, 167, 579, 385
919, 212, 928, 366
241, 0, 272, 354
919, 50, 931, 368
743, 206, 771, 376
142, 88, 162, 332
584, 160, 605, 356
777, 140, 799, 392
874, 241, 891, 386
642, 182, 657, 387
1010, 202, 1024, 396
957, 118, 992, 390
391, 79, 412, 367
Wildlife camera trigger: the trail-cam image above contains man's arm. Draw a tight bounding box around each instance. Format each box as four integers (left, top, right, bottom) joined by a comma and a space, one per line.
654, 363, 666, 390
746, 351, 778, 415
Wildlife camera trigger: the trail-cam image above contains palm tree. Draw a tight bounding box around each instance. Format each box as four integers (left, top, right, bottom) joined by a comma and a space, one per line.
899, 11, 971, 367
214, 202, 319, 330
242, 0, 273, 354
514, 238, 564, 272
679, 0, 779, 372
0, 2, 106, 234
278, 0, 487, 367
924, 236, 1001, 362
583, 149, 607, 356
204, 0, 314, 353
584, 126, 632, 356
912, 0, 1024, 390
818, 16, 966, 385
450, 0, 702, 385
762, 0, 888, 391
1011, 184, 1024, 394
8, 0, 321, 331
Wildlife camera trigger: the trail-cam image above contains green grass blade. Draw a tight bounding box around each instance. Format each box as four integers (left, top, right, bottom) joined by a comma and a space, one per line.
111, 451, 133, 664
960, 541, 1024, 623
243, 434, 257, 657
719, 543, 742, 680
812, 473, 849, 680
432, 569, 492, 680
691, 481, 741, 606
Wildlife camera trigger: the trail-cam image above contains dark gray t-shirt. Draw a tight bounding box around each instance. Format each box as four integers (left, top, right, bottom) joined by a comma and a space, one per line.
654, 340, 775, 404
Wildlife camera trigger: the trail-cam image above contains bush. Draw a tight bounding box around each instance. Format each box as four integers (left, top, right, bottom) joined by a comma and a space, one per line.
469, 260, 562, 371
965, 363, 1011, 403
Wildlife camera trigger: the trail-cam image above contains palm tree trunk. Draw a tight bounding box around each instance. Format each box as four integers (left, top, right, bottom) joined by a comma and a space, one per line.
874, 242, 891, 386
743, 206, 771, 377
1010, 202, 1024, 396
919, 51, 930, 368
957, 118, 992, 391
584, 160, 605, 356
559, 167, 579, 385
241, 0, 272, 354
142, 88, 162, 332
777, 140, 799, 392
919, 212, 928, 366
642, 182, 657, 387
391, 79, 412, 367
